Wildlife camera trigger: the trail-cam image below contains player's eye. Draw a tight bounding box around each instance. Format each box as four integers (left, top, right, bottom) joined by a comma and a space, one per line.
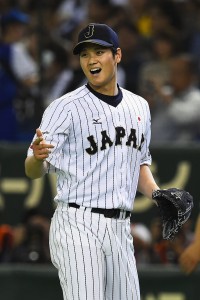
80, 52, 87, 58
96, 50, 104, 55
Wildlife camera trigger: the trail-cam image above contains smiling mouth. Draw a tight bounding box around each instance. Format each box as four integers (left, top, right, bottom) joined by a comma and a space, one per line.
90, 68, 101, 74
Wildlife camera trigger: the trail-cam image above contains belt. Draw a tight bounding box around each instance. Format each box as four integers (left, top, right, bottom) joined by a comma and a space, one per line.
68, 203, 131, 219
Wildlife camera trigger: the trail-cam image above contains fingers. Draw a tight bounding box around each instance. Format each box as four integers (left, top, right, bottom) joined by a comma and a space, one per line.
32, 144, 54, 161
30, 128, 54, 161
31, 141, 54, 149
31, 128, 44, 146
36, 128, 43, 138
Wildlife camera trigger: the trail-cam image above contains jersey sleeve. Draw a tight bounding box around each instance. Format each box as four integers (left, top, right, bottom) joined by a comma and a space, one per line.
140, 100, 152, 166
27, 97, 72, 171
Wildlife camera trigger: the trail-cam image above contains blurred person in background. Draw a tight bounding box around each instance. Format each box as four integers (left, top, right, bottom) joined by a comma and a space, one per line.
104, 4, 130, 30
150, 53, 200, 144
127, 0, 152, 39
42, 42, 88, 107
0, 8, 40, 142
148, 217, 176, 264
116, 21, 145, 94
179, 212, 200, 274
0, 209, 51, 263
149, 217, 167, 264
148, 0, 183, 41
0, 224, 14, 262
174, 0, 200, 74
86, 0, 112, 25
51, 0, 88, 43
138, 31, 179, 113
130, 222, 153, 265
127, 0, 182, 41
149, 217, 194, 265
42, 44, 72, 107
165, 221, 194, 265
11, 208, 51, 264
184, 1, 200, 85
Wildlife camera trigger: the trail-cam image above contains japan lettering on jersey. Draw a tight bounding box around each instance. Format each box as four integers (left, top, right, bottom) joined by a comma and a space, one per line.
27, 85, 152, 210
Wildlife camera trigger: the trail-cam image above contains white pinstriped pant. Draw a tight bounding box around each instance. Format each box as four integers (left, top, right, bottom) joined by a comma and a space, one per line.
49, 202, 140, 300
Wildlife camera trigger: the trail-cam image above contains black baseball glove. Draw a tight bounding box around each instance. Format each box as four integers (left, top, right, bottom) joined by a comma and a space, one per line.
152, 188, 193, 240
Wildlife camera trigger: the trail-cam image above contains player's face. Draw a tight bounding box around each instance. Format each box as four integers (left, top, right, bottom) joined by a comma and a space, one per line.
79, 44, 122, 95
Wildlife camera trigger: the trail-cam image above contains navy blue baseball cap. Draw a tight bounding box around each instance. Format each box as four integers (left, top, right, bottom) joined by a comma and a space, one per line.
73, 23, 119, 55
1, 9, 30, 26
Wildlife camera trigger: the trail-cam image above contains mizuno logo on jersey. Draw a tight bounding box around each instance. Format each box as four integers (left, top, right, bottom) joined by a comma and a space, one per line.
85, 126, 144, 155
93, 118, 102, 124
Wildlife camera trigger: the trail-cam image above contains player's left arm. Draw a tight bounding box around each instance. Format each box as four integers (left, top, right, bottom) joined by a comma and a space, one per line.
137, 164, 160, 199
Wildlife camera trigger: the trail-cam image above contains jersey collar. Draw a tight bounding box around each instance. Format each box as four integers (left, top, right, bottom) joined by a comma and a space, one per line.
86, 83, 122, 107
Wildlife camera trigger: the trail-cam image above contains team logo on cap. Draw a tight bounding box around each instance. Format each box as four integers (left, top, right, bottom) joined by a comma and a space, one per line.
84, 24, 94, 39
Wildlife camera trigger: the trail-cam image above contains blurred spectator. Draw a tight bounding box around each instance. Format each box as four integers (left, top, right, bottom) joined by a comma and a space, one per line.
127, 0, 152, 38
165, 221, 194, 265
116, 21, 145, 94
149, 217, 194, 265
105, 5, 130, 30
131, 222, 153, 265
0, 209, 51, 263
183, 0, 200, 81
0, 8, 40, 142
0, 224, 14, 262
52, 0, 88, 41
148, 0, 183, 41
149, 217, 169, 264
175, 0, 200, 35
139, 31, 179, 111
43, 45, 80, 107
151, 54, 200, 144
11, 209, 51, 264
87, 0, 112, 24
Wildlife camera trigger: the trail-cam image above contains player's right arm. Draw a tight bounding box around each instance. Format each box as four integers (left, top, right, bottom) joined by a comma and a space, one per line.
25, 128, 54, 179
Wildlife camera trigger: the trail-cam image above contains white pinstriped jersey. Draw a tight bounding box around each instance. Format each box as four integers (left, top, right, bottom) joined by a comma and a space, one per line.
28, 84, 152, 211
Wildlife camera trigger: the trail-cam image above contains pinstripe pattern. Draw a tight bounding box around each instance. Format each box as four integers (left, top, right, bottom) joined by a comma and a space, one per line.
49, 203, 140, 300
27, 84, 151, 211
28, 84, 152, 300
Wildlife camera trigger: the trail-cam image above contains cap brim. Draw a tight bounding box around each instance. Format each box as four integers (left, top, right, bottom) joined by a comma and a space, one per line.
73, 39, 113, 55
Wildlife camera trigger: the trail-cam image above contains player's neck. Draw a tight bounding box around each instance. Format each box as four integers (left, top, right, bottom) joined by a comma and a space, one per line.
88, 82, 118, 96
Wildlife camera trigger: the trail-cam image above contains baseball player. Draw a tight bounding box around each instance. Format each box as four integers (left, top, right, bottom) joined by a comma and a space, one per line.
25, 23, 160, 300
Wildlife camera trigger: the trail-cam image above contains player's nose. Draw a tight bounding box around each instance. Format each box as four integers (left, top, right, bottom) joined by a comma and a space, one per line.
88, 54, 98, 65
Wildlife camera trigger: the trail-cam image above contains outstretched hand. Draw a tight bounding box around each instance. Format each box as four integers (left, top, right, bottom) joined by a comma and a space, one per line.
30, 128, 54, 161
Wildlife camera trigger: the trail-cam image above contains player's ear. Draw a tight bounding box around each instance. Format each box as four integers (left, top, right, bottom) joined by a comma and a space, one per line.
115, 48, 122, 63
